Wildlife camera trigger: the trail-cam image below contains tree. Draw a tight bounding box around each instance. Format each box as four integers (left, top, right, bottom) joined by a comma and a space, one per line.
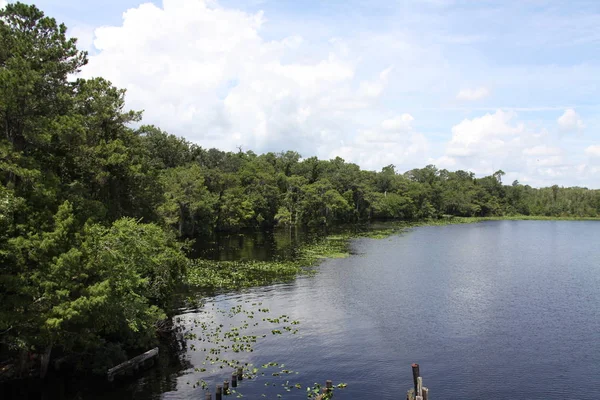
158, 164, 216, 236
6, 201, 187, 371
138, 125, 193, 169
493, 169, 506, 183
0, 3, 87, 154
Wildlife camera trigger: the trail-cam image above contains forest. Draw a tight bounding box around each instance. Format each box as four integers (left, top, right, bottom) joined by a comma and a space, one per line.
2, 2, 600, 379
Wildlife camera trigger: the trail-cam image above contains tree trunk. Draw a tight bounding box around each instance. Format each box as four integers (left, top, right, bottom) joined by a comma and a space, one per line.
178, 205, 184, 237
40, 345, 52, 379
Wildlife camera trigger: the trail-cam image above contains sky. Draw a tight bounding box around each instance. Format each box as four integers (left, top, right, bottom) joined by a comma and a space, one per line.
7, 0, 600, 187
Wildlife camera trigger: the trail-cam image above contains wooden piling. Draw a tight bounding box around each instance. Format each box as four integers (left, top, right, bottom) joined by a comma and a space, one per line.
216, 385, 222, 400
205, 392, 212, 400
231, 372, 238, 388
313, 380, 333, 400
411, 363, 420, 396
223, 380, 229, 394
407, 363, 430, 400
237, 367, 243, 381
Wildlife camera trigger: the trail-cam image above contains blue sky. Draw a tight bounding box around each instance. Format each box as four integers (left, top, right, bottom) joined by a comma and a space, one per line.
8, 0, 600, 187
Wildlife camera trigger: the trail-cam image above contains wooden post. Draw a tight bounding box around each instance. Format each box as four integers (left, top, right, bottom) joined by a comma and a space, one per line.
216, 385, 222, 400
205, 392, 212, 400
326, 380, 333, 394
417, 376, 423, 397
411, 363, 420, 397
237, 367, 243, 381
422, 387, 429, 400
231, 372, 237, 388
223, 380, 229, 394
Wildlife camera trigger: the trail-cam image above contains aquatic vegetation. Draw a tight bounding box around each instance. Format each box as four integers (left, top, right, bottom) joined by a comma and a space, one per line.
186, 234, 351, 289
177, 299, 340, 398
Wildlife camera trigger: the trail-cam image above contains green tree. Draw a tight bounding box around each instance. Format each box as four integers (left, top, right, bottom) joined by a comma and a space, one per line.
158, 164, 216, 236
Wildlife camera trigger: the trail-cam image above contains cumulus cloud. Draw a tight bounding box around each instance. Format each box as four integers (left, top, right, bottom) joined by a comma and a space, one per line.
456, 87, 490, 101
69, 24, 97, 53
357, 66, 393, 98
73, 0, 599, 187
557, 108, 584, 132
447, 110, 525, 157
522, 145, 562, 157
381, 113, 414, 131
437, 110, 584, 186
585, 145, 600, 158
328, 114, 428, 171
81, 0, 394, 157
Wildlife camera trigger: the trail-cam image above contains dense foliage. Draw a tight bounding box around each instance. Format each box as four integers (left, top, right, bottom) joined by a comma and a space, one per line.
2, 3, 600, 377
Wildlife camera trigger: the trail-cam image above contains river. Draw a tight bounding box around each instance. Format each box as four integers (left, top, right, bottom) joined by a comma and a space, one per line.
23, 221, 600, 399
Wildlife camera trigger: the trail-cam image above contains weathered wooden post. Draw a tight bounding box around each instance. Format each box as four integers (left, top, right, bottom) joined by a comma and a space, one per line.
237, 367, 243, 381
205, 392, 212, 400
407, 363, 428, 400
411, 363, 420, 396
223, 380, 229, 394
231, 372, 238, 388
216, 384, 222, 400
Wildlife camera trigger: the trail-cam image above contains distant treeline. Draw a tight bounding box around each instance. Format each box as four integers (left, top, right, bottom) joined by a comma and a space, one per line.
142, 141, 600, 235
1, 3, 599, 377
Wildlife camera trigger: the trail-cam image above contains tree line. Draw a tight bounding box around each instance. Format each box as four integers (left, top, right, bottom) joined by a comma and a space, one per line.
1, 3, 599, 377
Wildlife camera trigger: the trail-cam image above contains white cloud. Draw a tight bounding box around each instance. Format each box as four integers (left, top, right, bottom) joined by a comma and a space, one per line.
381, 113, 414, 131
72, 0, 600, 188
69, 24, 97, 52
358, 66, 393, 98
585, 145, 600, 157
557, 108, 584, 132
82, 0, 393, 156
456, 87, 490, 101
447, 110, 525, 157
327, 115, 429, 171
437, 110, 584, 186
523, 145, 562, 157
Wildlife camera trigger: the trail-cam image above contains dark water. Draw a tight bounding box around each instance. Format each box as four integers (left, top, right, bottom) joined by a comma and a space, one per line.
17, 221, 600, 399
190, 223, 391, 261
190, 227, 312, 261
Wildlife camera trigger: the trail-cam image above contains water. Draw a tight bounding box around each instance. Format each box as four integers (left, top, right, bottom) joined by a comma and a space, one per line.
16, 221, 600, 399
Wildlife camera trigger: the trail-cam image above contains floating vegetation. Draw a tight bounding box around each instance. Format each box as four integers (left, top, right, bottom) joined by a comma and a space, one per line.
175, 299, 343, 398
186, 234, 352, 289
